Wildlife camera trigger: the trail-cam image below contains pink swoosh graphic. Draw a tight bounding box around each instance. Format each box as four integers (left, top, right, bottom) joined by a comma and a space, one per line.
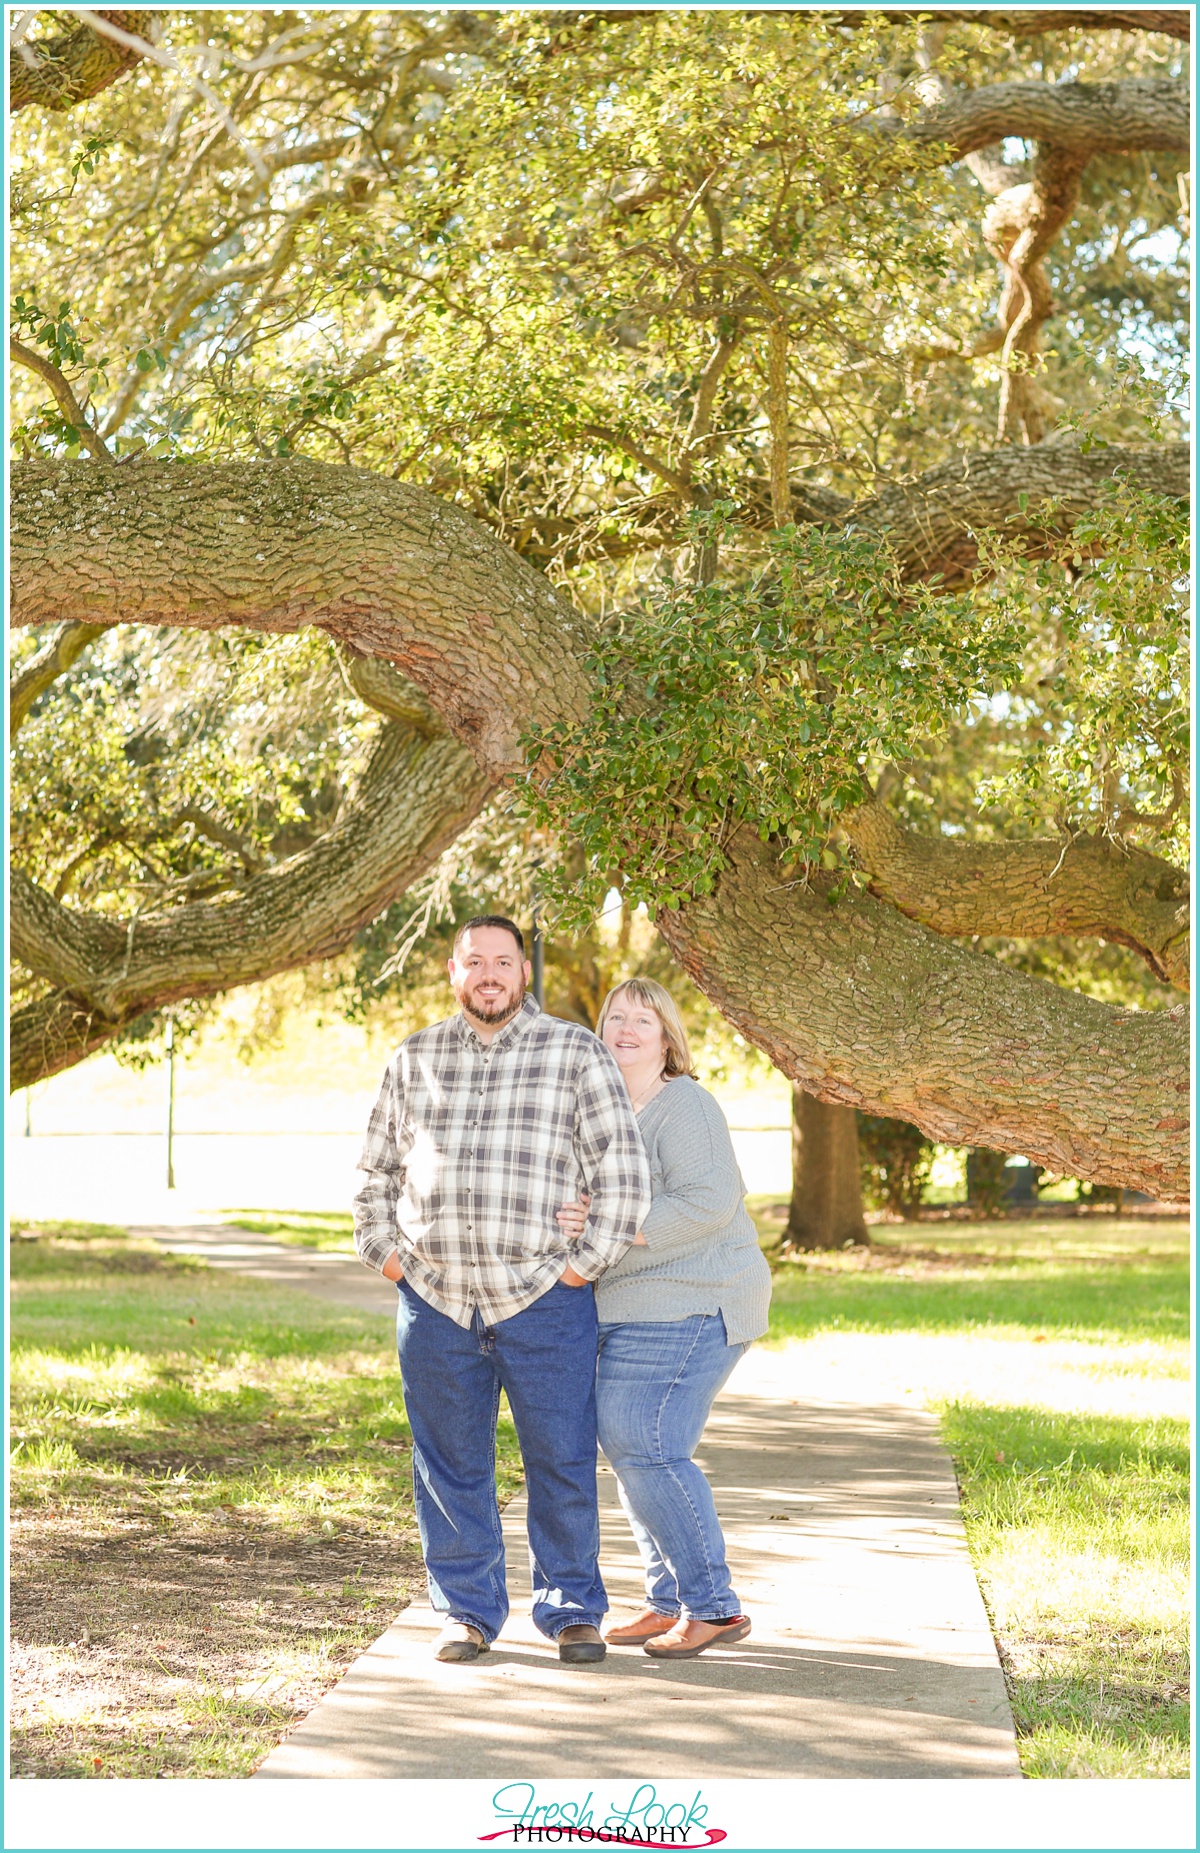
478, 1831, 727, 1848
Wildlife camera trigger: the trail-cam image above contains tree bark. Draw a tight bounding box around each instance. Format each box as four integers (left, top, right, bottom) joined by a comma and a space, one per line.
10, 12, 159, 113
10, 621, 114, 735
833, 12, 1190, 42
9, 457, 1190, 1196
14, 446, 1187, 679
899, 78, 1188, 161
851, 441, 1189, 586
11, 721, 489, 1089
656, 828, 1189, 1202
842, 802, 1190, 992
11, 459, 591, 782
784, 1090, 869, 1251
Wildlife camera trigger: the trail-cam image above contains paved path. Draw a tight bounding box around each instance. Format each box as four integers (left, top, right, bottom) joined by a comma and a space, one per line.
138, 1223, 397, 1316
141, 1221, 1020, 1779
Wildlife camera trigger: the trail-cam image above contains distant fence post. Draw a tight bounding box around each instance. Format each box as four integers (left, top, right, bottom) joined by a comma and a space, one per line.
165, 1013, 177, 1190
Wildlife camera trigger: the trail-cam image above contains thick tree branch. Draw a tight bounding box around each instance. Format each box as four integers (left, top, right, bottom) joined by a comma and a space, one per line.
10, 620, 112, 734
887, 11, 1191, 42
11, 720, 490, 1088
9, 10, 158, 112
900, 77, 1188, 161
851, 441, 1190, 585
842, 801, 1190, 991
656, 829, 1189, 1201
10, 460, 594, 782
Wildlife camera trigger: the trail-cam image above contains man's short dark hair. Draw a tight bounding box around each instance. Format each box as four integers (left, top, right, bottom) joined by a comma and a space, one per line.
453, 915, 526, 957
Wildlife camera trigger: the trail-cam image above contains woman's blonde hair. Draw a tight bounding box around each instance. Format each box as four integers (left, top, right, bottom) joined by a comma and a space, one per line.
596, 979, 695, 1080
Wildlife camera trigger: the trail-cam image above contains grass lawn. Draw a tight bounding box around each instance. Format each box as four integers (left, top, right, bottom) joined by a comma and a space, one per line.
225, 1210, 358, 1253
8, 1222, 523, 1779
11, 1207, 1189, 1781
749, 1201, 1191, 1779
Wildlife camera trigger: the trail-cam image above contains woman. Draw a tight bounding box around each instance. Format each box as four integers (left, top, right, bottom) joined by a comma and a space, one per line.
557, 979, 771, 1660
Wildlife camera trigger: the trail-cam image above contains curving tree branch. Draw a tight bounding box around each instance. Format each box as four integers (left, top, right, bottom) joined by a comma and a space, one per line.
655, 829, 1188, 1201
10, 338, 114, 464
842, 800, 1190, 991
850, 440, 1189, 584
10, 620, 113, 734
898, 77, 1188, 161
11, 718, 490, 1088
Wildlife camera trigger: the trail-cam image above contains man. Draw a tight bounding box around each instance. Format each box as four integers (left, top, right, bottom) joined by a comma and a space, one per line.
353, 915, 650, 1665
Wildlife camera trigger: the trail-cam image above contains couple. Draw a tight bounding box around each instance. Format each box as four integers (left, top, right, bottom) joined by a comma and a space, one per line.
353, 915, 771, 1667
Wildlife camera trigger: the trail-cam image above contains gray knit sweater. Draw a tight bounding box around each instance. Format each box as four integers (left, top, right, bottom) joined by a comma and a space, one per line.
593, 1077, 772, 1345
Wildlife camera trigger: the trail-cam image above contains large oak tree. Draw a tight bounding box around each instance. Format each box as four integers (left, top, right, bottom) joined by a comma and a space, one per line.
9, 8, 1190, 1200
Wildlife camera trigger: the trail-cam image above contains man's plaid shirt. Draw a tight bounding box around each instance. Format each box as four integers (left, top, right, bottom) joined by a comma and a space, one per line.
353, 997, 652, 1327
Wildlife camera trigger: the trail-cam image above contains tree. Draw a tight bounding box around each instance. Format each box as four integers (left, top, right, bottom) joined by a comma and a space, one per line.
9, 10, 1190, 1201
784, 1096, 868, 1252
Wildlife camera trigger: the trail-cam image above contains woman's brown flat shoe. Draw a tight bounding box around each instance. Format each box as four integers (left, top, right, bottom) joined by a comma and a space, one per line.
643, 1617, 752, 1659
604, 1611, 680, 1646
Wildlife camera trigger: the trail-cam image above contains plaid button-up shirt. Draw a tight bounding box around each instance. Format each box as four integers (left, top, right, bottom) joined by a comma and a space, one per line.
352, 997, 652, 1327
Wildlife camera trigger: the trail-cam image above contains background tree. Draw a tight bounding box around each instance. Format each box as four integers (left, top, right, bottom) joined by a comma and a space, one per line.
9, 8, 1190, 1199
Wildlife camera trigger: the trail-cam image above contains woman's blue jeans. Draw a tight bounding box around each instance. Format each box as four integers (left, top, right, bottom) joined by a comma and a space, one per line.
396, 1276, 606, 1645
596, 1313, 747, 1622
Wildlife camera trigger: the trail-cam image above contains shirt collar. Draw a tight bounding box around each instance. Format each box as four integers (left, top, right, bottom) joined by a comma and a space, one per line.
455, 993, 541, 1053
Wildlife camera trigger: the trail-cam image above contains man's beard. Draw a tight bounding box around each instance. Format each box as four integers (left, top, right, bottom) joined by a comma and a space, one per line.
462, 978, 526, 1027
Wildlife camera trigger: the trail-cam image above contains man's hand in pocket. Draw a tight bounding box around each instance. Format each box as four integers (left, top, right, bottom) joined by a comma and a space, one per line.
559, 1262, 590, 1287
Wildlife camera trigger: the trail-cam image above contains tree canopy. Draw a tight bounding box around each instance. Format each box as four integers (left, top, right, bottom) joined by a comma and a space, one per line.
9, 7, 1190, 1197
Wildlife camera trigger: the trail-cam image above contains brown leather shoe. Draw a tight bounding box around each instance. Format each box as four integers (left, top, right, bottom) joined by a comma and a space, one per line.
556, 1623, 606, 1663
643, 1616, 752, 1659
433, 1621, 489, 1662
604, 1609, 680, 1646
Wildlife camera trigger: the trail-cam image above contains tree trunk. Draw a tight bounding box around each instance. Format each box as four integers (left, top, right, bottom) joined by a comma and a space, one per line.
783, 1089, 869, 1251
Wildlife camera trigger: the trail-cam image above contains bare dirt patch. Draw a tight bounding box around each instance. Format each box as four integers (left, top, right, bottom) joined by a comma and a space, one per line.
10, 1503, 423, 1779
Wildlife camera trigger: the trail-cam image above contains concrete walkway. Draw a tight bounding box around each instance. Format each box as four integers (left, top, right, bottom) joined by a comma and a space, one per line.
141, 1222, 1020, 1779
140, 1223, 397, 1316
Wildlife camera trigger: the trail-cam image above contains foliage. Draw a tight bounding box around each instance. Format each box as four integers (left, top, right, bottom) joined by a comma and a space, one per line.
6, 8, 1191, 1039
967, 1148, 1013, 1217
521, 507, 1030, 924
11, 626, 369, 917
858, 1114, 936, 1218
975, 474, 1189, 863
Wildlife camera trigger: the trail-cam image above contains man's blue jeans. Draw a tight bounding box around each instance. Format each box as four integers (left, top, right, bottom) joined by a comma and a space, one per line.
596, 1313, 747, 1622
396, 1276, 606, 1644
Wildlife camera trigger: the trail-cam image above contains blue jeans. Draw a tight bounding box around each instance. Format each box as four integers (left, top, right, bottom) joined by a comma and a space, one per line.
396, 1276, 606, 1644
596, 1314, 747, 1622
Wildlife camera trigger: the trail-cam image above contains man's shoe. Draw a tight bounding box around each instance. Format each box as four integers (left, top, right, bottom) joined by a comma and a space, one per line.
557, 1624, 606, 1664
433, 1622, 489, 1662
604, 1609, 679, 1646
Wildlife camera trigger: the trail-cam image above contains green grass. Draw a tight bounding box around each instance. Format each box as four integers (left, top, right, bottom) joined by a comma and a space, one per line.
745, 1200, 1191, 1779
763, 1253, 1188, 1344
8, 1224, 522, 1779
14, 1212, 1187, 1780
225, 1210, 357, 1253
938, 1403, 1189, 1778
